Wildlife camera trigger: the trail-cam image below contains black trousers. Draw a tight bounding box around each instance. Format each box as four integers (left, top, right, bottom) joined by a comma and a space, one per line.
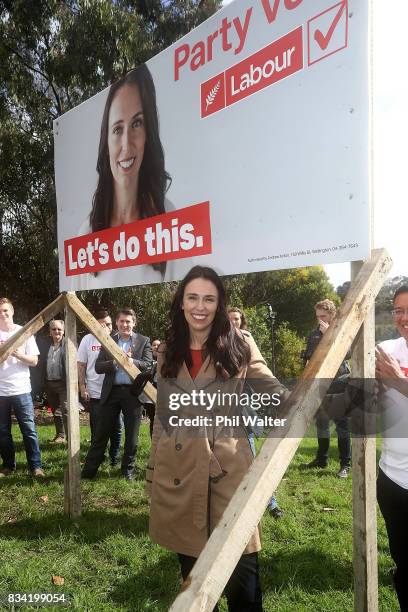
178, 552, 263, 612
143, 402, 155, 439
45, 380, 68, 439
88, 398, 122, 464
82, 386, 142, 477
316, 409, 351, 468
377, 467, 408, 612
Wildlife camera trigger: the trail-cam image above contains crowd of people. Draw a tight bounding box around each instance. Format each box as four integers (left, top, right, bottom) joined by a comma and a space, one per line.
0, 272, 407, 611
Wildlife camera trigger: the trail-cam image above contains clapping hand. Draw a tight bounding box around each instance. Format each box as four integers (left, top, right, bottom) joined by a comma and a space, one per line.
375, 345, 404, 381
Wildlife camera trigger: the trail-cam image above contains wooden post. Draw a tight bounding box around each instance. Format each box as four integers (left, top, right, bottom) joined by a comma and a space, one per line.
169, 249, 391, 611
64, 294, 82, 518
351, 261, 378, 612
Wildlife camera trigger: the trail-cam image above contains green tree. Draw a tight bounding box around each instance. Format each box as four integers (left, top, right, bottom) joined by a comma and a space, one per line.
239, 266, 338, 337
274, 322, 305, 380
224, 269, 337, 378
245, 305, 272, 367
0, 0, 221, 318
77, 281, 178, 340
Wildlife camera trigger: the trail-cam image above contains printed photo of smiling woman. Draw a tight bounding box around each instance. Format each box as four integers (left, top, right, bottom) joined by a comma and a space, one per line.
73, 64, 193, 290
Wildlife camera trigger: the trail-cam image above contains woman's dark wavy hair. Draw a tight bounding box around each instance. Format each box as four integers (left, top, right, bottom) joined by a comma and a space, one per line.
162, 266, 251, 379
90, 64, 171, 233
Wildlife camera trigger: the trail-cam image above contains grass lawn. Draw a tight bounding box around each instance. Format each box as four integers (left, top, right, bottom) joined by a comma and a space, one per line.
0, 423, 399, 611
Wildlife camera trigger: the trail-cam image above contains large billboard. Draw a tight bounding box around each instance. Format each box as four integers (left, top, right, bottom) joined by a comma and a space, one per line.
54, 0, 369, 291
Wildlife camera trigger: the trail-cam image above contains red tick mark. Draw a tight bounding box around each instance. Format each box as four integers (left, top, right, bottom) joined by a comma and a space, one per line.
314, 1, 346, 51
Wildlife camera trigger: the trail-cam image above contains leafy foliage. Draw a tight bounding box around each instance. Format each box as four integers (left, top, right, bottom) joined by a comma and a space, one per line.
224, 268, 337, 378
373, 275, 408, 342
77, 282, 178, 341
274, 322, 305, 381
245, 305, 273, 368
0, 0, 222, 318
238, 267, 338, 338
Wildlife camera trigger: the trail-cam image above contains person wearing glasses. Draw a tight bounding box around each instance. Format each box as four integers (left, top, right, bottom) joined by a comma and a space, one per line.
376, 285, 408, 612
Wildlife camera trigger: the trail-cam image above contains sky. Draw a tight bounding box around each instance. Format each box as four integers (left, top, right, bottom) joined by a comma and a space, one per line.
222, 0, 406, 289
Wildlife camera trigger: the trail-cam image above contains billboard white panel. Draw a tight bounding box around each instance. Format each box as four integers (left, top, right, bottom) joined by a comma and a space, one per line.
54, 0, 369, 290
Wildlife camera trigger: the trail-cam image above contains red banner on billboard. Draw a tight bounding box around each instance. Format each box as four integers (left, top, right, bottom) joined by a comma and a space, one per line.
64, 202, 212, 276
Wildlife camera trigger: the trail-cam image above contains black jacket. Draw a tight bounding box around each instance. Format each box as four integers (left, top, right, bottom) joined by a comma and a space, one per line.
304, 327, 351, 393
95, 331, 152, 405
32, 337, 66, 395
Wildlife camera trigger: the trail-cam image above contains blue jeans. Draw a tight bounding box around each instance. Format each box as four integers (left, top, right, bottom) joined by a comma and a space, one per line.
0, 393, 42, 470
248, 434, 278, 511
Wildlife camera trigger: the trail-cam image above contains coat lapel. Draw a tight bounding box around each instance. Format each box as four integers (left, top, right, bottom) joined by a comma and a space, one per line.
194, 355, 217, 390
131, 331, 141, 356
172, 355, 217, 394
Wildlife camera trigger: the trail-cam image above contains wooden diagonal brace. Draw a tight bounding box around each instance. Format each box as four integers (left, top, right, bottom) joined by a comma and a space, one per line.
0, 294, 65, 364
64, 292, 157, 403
169, 248, 392, 612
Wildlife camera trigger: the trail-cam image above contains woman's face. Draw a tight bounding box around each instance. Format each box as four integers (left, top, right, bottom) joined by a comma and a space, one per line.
228, 311, 242, 329
182, 278, 219, 336
108, 83, 146, 190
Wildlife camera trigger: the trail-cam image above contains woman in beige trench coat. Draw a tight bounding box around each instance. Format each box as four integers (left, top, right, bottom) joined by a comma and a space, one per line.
146, 266, 289, 611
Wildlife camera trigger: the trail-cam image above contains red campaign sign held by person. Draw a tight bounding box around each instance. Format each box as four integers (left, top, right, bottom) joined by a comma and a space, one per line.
64, 202, 212, 277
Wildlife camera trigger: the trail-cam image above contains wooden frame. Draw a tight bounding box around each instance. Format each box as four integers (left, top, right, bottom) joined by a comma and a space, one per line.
169, 248, 391, 612
0, 291, 156, 518
0, 249, 391, 610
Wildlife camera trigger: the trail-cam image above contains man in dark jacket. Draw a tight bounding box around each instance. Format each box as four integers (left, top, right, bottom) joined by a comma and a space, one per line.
303, 299, 351, 478
37, 321, 67, 443
81, 308, 152, 480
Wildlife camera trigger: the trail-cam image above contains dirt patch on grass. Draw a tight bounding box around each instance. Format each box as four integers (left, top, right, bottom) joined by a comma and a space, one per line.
11, 406, 90, 426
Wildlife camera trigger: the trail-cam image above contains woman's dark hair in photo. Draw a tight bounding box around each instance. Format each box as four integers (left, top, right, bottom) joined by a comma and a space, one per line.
90, 64, 171, 233
227, 306, 248, 330
162, 266, 251, 379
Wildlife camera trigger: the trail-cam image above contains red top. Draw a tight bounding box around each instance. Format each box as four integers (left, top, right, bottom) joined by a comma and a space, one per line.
189, 349, 204, 379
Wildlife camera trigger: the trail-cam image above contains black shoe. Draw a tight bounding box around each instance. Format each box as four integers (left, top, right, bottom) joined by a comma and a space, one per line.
301, 458, 328, 469
110, 459, 119, 467
269, 506, 284, 519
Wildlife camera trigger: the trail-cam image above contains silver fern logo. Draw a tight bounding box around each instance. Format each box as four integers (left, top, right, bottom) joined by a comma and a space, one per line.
205, 80, 221, 110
